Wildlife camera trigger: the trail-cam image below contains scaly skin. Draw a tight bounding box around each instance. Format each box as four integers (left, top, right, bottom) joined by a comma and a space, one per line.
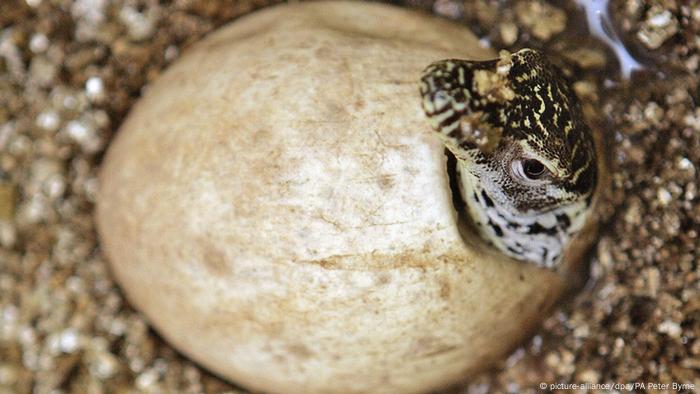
420, 49, 597, 268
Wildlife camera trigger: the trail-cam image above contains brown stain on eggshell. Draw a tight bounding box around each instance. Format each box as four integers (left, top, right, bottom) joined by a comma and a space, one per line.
198, 238, 230, 276
439, 277, 452, 300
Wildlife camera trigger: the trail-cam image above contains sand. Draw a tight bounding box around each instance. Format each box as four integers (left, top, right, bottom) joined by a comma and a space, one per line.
0, 0, 698, 392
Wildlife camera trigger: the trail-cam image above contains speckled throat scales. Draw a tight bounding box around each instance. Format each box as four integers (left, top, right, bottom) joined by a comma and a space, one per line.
420, 49, 597, 268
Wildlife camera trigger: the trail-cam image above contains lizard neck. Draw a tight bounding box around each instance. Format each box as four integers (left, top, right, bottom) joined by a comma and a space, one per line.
457, 160, 589, 268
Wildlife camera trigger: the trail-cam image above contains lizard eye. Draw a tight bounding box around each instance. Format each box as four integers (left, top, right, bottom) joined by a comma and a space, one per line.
512, 159, 549, 182
523, 159, 547, 179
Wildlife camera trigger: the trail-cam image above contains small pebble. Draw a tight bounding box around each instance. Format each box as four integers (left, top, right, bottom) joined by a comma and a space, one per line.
515, 0, 567, 41
119, 6, 157, 41
36, 111, 61, 132
636, 6, 679, 49
136, 368, 160, 390
85, 77, 105, 102
657, 320, 682, 338
499, 22, 518, 46
59, 329, 80, 353
29, 33, 49, 54
657, 188, 672, 206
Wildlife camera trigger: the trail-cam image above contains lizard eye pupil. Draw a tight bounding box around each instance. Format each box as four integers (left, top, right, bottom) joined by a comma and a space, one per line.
523, 159, 546, 179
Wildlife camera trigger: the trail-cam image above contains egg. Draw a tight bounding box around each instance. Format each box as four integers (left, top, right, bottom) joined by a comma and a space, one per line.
96, 2, 571, 393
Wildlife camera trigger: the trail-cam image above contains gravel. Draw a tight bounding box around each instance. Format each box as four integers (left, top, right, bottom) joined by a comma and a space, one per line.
1, 0, 698, 392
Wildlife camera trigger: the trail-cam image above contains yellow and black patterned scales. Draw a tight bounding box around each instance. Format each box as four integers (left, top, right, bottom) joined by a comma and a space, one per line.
420, 49, 597, 268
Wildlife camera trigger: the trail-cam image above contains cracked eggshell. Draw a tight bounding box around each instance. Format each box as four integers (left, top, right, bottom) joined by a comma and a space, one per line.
96, 2, 565, 393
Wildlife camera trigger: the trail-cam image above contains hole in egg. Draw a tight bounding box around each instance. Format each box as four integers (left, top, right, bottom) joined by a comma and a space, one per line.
444, 149, 496, 255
